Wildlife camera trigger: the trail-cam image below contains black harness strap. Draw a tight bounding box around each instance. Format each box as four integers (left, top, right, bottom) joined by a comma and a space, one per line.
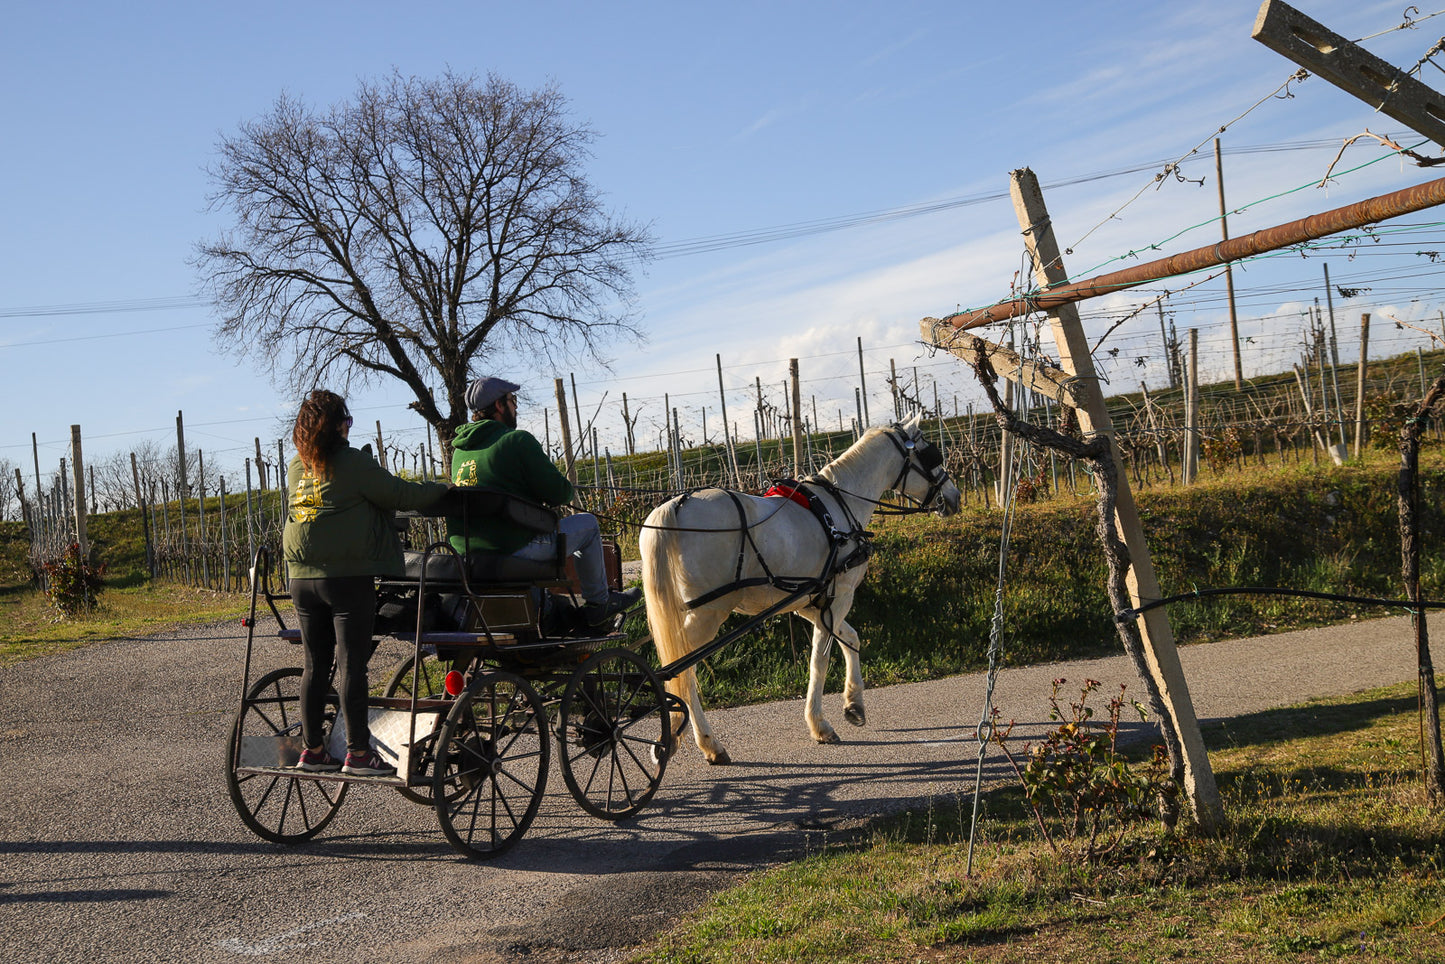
678, 426, 949, 614
682, 479, 868, 611
684, 490, 791, 608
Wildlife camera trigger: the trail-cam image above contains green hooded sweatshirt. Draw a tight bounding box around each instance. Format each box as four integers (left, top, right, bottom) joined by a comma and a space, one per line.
448, 419, 573, 554
283, 442, 449, 579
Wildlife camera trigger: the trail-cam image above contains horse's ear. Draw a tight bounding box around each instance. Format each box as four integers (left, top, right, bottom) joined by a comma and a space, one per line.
903, 411, 923, 434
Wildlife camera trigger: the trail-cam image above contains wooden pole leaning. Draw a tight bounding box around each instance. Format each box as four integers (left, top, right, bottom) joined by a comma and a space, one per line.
1009, 167, 1223, 831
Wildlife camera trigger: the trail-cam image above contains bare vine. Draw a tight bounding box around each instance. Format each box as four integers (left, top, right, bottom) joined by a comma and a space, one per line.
970, 353, 1184, 823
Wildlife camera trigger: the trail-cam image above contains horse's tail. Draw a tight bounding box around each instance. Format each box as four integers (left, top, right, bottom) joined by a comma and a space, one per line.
640, 499, 691, 673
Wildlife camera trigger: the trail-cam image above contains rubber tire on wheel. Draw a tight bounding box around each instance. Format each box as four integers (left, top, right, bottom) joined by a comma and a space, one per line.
432, 669, 549, 859
225, 667, 347, 843
382, 651, 453, 806
559, 648, 670, 820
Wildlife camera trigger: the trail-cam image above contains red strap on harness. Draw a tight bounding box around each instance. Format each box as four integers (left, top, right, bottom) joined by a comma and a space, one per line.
764, 483, 810, 510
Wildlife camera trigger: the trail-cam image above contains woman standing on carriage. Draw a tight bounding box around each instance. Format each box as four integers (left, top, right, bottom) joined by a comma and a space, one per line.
283, 389, 450, 777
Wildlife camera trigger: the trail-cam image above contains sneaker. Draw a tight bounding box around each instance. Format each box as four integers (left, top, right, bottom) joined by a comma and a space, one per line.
295, 747, 341, 772
583, 587, 643, 627
342, 749, 396, 777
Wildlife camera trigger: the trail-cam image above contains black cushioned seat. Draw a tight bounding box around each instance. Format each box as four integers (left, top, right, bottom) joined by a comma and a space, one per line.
400, 486, 570, 587
402, 547, 566, 585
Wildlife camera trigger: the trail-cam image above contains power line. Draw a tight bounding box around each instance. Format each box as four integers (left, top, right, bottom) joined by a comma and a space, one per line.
0, 296, 205, 320
0, 322, 213, 349
1, 135, 1418, 326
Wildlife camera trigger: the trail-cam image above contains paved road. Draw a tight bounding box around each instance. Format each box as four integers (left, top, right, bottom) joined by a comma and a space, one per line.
0, 613, 1423, 964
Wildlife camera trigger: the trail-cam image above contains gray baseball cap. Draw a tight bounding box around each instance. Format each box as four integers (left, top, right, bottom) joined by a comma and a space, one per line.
465, 377, 521, 413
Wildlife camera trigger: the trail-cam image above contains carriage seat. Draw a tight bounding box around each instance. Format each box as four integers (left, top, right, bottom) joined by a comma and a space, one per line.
401, 541, 569, 586
403, 485, 570, 587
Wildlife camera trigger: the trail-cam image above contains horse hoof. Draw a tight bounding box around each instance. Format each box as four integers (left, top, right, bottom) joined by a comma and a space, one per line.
814, 730, 840, 745
706, 749, 732, 766
844, 705, 866, 727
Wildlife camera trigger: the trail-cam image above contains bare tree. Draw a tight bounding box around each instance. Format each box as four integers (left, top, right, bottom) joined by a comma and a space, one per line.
197, 70, 652, 455
93, 451, 139, 511
0, 458, 17, 522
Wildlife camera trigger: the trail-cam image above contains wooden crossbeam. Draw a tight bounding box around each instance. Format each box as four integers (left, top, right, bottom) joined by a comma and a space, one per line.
1253, 0, 1445, 147
919, 319, 1086, 409
934, 174, 1445, 330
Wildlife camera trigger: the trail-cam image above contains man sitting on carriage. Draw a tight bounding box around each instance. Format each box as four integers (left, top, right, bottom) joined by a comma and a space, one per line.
447, 376, 639, 629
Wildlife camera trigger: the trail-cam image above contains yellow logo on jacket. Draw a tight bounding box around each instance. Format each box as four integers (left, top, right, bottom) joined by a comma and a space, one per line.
291, 473, 321, 522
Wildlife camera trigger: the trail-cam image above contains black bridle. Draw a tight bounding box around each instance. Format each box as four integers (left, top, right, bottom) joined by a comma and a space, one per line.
878, 425, 952, 515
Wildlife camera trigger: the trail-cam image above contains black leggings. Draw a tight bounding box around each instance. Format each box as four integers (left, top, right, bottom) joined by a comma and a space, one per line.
291, 576, 376, 754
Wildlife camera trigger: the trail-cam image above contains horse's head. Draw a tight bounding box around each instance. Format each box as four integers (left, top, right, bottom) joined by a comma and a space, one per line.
889, 412, 961, 517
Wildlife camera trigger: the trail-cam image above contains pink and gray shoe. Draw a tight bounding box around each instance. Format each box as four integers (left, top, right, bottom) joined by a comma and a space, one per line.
295, 747, 341, 772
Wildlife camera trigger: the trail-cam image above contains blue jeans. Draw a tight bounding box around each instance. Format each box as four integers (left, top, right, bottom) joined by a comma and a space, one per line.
511, 513, 608, 605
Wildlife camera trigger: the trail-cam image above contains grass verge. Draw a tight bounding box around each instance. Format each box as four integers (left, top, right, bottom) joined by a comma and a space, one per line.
0, 581, 250, 665
636, 682, 1445, 963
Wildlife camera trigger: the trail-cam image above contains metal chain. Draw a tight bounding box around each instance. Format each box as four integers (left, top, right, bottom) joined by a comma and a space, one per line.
965, 322, 1027, 876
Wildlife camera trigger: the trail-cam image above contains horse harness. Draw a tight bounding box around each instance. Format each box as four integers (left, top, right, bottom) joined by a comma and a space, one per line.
878, 429, 948, 514
681, 426, 947, 613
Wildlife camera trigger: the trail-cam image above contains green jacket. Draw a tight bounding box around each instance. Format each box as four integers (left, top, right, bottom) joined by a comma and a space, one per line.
448, 419, 573, 554
283, 442, 449, 579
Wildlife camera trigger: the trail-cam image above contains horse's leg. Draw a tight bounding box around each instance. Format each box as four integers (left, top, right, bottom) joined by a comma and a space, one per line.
834, 617, 866, 727
801, 615, 839, 744
664, 666, 731, 765
655, 605, 732, 765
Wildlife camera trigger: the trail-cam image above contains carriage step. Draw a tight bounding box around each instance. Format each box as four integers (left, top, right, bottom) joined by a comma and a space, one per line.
235, 764, 409, 787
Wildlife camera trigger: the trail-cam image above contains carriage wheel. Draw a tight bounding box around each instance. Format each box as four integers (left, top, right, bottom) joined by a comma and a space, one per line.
432, 670, 549, 859
383, 651, 456, 806
225, 667, 347, 843
559, 648, 670, 820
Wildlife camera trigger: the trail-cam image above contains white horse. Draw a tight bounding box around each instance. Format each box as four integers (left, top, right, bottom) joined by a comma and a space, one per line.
640, 412, 961, 764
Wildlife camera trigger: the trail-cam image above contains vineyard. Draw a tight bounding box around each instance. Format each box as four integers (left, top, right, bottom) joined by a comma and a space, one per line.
11, 342, 1444, 594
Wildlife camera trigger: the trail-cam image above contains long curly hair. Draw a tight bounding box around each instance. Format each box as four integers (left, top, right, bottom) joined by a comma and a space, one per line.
292, 389, 350, 480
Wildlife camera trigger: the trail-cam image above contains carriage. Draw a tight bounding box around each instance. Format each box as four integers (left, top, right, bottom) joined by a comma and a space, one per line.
225, 416, 959, 859
226, 485, 676, 859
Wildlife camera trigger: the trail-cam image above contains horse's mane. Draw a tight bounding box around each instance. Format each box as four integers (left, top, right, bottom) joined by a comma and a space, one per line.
819, 426, 893, 487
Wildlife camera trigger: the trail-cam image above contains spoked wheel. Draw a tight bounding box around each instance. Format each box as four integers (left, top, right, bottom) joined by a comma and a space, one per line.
383, 650, 458, 805
226, 667, 347, 843
433, 670, 549, 859
559, 648, 671, 820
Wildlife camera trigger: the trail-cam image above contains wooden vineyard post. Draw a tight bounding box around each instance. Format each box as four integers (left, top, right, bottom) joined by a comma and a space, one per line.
790, 358, 803, 477
69, 425, 89, 559
717, 355, 741, 486
1355, 313, 1371, 459
554, 377, 577, 485
1010, 168, 1223, 830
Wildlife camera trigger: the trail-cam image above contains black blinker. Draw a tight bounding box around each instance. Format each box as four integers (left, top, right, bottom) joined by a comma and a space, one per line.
915, 440, 943, 472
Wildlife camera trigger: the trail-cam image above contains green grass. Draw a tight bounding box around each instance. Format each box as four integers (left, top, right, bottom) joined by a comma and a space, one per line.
636, 683, 1445, 963
0, 580, 250, 664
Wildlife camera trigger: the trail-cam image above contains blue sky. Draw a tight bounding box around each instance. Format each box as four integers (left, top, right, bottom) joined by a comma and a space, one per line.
4, 0, 1445, 497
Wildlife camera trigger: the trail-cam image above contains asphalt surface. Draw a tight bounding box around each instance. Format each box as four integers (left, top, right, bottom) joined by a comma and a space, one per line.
0, 612, 1423, 964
